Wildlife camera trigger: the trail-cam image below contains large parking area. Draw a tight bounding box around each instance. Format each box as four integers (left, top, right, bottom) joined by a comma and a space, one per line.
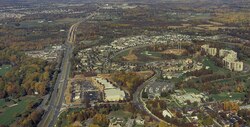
144, 81, 174, 98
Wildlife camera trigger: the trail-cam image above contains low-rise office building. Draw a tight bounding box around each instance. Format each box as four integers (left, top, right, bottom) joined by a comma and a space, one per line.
219, 49, 243, 71
201, 44, 217, 56
95, 77, 125, 101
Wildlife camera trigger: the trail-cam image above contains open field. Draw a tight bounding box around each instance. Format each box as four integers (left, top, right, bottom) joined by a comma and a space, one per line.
210, 92, 245, 101
0, 99, 6, 108
0, 64, 11, 76
0, 96, 39, 126
202, 57, 229, 74
140, 51, 162, 58
113, 50, 130, 61
184, 88, 200, 94
109, 110, 132, 120
122, 49, 138, 61
161, 49, 187, 56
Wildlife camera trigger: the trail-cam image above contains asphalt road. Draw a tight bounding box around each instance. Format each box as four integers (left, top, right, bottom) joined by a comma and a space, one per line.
38, 13, 97, 127
38, 30, 73, 127
109, 44, 169, 124
132, 69, 169, 124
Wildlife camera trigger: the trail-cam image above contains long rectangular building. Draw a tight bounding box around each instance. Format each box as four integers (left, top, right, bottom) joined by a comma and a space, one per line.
95, 77, 125, 101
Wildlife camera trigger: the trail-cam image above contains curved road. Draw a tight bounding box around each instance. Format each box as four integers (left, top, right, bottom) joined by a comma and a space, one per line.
109, 44, 170, 124
132, 69, 169, 124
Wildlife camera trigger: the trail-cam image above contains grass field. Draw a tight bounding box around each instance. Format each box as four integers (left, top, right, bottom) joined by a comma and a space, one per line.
55, 18, 81, 24
109, 110, 132, 120
140, 51, 162, 58
0, 64, 11, 76
0, 96, 38, 125
243, 58, 250, 65
210, 92, 245, 101
203, 57, 228, 74
184, 88, 200, 94
113, 50, 130, 61
0, 99, 5, 108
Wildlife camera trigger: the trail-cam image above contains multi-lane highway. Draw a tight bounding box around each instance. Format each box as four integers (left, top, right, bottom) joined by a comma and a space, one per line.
38, 13, 96, 127
38, 9, 168, 127
38, 27, 74, 127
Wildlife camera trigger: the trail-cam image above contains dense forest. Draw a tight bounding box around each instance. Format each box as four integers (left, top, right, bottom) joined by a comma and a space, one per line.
0, 48, 56, 98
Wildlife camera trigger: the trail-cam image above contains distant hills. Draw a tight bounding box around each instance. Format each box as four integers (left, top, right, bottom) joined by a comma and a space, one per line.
0, 0, 247, 4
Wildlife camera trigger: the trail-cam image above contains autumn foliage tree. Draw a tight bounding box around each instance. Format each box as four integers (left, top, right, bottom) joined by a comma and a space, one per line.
112, 71, 144, 93
92, 114, 109, 127
0, 48, 55, 98
223, 101, 239, 112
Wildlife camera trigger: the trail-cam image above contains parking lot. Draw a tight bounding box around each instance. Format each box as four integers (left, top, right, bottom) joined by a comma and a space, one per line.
144, 81, 174, 98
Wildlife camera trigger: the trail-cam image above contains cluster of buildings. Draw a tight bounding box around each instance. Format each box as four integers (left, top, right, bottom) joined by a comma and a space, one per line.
201, 44, 217, 56
108, 116, 145, 127
145, 58, 203, 79
76, 33, 192, 74
201, 44, 244, 71
110, 33, 191, 50
68, 75, 127, 106
160, 90, 209, 125
101, 3, 138, 10
76, 45, 112, 73
70, 79, 100, 104
171, 90, 208, 105
95, 77, 126, 102
144, 81, 174, 98
25, 45, 64, 62
219, 49, 244, 71
0, 12, 24, 20
0, 4, 89, 20
203, 103, 247, 127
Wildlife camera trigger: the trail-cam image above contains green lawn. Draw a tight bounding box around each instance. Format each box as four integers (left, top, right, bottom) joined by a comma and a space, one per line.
184, 88, 200, 94
203, 58, 219, 71
210, 92, 245, 101
0, 99, 5, 108
141, 51, 162, 58
0, 96, 38, 125
203, 57, 228, 74
0, 65, 11, 76
113, 50, 130, 61
109, 110, 132, 119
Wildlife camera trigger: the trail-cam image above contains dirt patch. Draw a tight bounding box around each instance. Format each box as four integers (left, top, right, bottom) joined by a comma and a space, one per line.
122, 49, 138, 61
161, 49, 187, 55
136, 71, 154, 80
72, 121, 82, 127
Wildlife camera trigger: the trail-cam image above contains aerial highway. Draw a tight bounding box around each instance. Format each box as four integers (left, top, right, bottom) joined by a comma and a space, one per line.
38, 12, 97, 127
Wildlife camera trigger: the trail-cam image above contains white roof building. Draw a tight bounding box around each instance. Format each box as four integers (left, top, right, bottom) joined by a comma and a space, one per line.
201, 44, 217, 56
104, 89, 125, 102
95, 77, 126, 102
219, 49, 243, 71
162, 110, 173, 118
96, 78, 115, 89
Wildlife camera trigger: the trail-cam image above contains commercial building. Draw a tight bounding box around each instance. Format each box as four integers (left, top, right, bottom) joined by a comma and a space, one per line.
201, 44, 217, 56
219, 49, 243, 71
104, 89, 125, 101
95, 77, 125, 101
